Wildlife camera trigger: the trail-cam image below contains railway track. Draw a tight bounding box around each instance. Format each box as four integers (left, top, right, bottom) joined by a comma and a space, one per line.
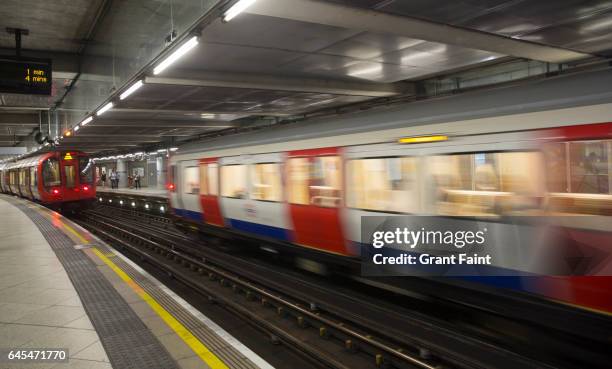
72, 205, 609, 369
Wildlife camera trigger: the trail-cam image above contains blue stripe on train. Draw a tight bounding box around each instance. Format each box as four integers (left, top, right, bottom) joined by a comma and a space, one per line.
172, 208, 202, 222
227, 218, 290, 241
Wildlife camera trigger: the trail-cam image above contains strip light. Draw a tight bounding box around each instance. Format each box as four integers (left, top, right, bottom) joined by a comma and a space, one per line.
74, 125, 80, 132
96, 102, 114, 116
120, 80, 144, 100
153, 36, 199, 75
81, 116, 93, 126
223, 0, 256, 22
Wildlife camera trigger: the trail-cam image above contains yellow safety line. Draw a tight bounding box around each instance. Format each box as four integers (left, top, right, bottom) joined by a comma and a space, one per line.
92, 248, 229, 369
61, 221, 90, 244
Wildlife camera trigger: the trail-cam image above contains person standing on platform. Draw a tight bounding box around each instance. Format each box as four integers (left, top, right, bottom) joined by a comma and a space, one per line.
134, 171, 141, 189
101, 171, 107, 188
110, 169, 117, 189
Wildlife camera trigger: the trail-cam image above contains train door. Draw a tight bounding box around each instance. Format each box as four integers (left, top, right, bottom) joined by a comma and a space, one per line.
177, 160, 203, 221
60, 152, 78, 201
17, 168, 25, 197
286, 148, 346, 255
23, 165, 33, 199
199, 158, 223, 226
30, 164, 40, 200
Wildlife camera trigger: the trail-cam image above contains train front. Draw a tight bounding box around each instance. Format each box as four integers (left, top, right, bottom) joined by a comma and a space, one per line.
41, 151, 96, 210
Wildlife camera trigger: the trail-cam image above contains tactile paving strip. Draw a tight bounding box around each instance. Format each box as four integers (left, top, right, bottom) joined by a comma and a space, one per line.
11, 201, 178, 369
111, 255, 260, 369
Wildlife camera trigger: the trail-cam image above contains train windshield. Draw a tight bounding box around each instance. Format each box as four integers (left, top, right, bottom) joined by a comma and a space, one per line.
42, 158, 61, 187
79, 157, 94, 183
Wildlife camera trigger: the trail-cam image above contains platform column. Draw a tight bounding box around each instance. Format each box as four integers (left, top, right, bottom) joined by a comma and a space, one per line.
156, 156, 166, 190
117, 159, 127, 188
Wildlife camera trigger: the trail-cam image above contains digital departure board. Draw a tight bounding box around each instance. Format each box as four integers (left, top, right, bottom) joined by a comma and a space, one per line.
0, 57, 52, 95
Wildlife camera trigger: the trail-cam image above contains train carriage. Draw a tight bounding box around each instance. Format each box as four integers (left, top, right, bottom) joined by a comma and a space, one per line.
169, 101, 612, 315
0, 151, 96, 210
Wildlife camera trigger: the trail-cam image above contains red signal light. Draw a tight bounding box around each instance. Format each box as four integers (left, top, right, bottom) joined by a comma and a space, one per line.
52, 188, 60, 195
83, 186, 89, 191
168, 183, 175, 191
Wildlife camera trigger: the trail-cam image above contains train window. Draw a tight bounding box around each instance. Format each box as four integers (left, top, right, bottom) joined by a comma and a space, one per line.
199, 163, 219, 196
569, 141, 609, 194
251, 163, 282, 202
79, 157, 94, 183
310, 156, 342, 208
544, 142, 568, 193
221, 165, 247, 199
287, 158, 309, 205
347, 157, 418, 213
42, 158, 61, 187
64, 165, 76, 188
183, 166, 200, 194
426, 152, 543, 216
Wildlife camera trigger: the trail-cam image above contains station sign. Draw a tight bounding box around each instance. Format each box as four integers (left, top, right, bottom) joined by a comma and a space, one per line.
0, 56, 52, 95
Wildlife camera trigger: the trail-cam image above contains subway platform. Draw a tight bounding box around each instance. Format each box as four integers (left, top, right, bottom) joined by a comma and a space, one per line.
96, 187, 167, 199
0, 194, 273, 369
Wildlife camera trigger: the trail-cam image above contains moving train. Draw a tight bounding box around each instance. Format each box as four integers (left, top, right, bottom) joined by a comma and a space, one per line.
0, 151, 96, 210
169, 98, 612, 315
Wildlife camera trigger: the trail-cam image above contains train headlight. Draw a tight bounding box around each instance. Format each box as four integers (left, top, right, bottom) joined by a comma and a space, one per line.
131, 202, 136, 207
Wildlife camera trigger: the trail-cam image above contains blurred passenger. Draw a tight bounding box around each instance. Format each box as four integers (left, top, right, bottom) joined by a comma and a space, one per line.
134, 171, 141, 189
110, 169, 117, 189
101, 170, 107, 188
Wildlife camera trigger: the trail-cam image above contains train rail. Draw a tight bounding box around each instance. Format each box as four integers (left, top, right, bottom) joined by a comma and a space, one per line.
72, 205, 608, 369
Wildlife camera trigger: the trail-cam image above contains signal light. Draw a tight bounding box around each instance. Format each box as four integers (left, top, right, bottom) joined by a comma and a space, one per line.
83, 185, 89, 191
52, 188, 60, 195
168, 183, 175, 191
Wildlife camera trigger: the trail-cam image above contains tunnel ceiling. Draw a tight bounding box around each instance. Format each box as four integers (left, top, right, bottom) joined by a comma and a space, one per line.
1, 0, 611, 156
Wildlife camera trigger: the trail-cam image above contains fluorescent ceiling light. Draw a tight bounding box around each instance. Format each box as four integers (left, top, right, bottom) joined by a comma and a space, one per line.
96, 102, 114, 116
74, 125, 80, 132
153, 36, 199, 75
157, 149, 167, 152
120, 80, 144, 100
81, 116, 93, 126
223, 0, 256, 22
169, 147, 179, 152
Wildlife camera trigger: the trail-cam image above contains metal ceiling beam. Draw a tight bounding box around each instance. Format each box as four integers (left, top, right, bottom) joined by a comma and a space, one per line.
144, 71, 413, 97
0, 113, 39, 125
90, 119, 238, 128
110, 108, 291, 117
246, 0, 591, 63
61, 137, 160, 143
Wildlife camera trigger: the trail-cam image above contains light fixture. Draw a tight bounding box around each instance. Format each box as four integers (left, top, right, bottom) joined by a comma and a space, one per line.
223, 0, 256, 22
74, 125, 80, 132
157, 149, 167, 153
145, 204, 150, 209
131, 202, 136, 207
169, 147, 178, 152
65, 131, 72, 137
160, 206, 165, 212
153, 36, 199, 75
120, 80, 144, 100
96, 102, 114, 116
119, 200, 123, 205
81, 116, 93, 126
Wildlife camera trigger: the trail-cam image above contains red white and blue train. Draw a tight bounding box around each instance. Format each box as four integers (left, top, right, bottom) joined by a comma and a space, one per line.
0, 151, 96, 210
169, 98, 612, 316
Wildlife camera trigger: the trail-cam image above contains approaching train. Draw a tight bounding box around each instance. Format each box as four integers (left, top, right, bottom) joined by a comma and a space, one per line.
0, 151, 96, 210
169, 97, 612, 315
